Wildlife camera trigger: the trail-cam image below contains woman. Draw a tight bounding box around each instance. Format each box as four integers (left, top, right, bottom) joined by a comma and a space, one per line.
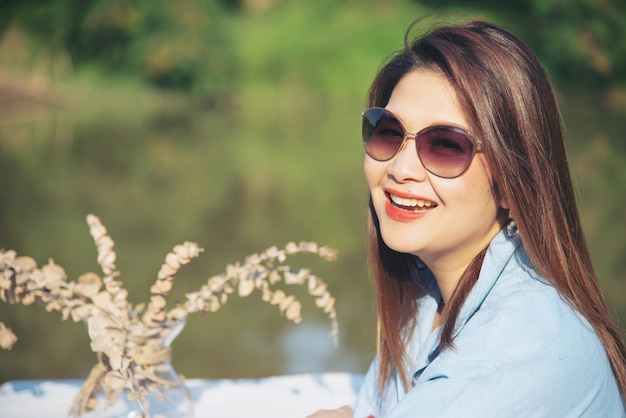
310, 19, 626, 417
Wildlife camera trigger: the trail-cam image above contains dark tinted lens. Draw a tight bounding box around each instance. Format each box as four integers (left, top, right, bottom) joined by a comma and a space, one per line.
418, 127, 474, 178
362, 108, 405, 161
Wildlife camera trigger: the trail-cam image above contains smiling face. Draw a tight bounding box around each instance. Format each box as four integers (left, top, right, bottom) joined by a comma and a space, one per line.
364, 70, 502, 276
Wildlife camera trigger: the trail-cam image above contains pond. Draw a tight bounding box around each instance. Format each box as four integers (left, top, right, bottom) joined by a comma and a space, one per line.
0, 87, 377, 382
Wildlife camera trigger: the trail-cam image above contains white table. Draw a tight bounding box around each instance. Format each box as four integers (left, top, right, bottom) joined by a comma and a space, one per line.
0, 373, 363, 417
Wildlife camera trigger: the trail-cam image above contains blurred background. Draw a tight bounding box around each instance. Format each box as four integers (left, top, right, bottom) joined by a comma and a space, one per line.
0, 0, 625, 384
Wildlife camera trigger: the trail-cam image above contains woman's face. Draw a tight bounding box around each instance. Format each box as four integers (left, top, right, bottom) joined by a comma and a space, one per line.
364, 70, 502, 272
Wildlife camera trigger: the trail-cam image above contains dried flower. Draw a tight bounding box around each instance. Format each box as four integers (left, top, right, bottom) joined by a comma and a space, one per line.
0, 322, 17, 350
0, 214, 338, 417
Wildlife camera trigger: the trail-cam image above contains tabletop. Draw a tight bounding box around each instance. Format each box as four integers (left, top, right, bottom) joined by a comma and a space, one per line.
0, 372, 363, 417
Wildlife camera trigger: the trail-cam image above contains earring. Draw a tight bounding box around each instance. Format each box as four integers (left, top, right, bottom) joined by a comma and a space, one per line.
506, 209, 519, 238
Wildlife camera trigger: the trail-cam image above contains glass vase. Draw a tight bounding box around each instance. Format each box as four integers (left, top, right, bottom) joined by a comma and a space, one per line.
76, 319, 193, 418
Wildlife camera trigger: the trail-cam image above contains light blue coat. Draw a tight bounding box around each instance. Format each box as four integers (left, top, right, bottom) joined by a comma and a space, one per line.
352, 231, 625, 417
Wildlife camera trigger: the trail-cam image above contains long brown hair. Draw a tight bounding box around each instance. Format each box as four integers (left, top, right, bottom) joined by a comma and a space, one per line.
366, 19, 626, 396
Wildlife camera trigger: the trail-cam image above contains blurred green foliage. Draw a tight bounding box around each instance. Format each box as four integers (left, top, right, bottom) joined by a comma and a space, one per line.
439, 0, 626, 89
1, 0, 235, 94
0, 0, 624, 384
3, 0, 624, 91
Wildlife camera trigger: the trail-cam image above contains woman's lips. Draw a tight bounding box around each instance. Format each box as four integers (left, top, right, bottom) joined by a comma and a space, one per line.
384, 192, 437, 222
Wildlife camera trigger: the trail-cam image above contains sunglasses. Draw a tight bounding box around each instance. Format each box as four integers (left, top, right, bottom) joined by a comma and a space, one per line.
362, 107, 482, 179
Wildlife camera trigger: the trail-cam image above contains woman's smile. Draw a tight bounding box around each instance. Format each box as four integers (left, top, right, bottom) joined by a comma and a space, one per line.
385, 191, 437, 222
387, 192, 437, 210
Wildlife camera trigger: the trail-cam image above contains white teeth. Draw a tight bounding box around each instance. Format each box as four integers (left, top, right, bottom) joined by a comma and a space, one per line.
389, 194, 435, 208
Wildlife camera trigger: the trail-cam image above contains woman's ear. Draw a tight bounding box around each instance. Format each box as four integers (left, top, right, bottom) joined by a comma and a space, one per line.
499, 198, 511, 211
492, 181, 511, 210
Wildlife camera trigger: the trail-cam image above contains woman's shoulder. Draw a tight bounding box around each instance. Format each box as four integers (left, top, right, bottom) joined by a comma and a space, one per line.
473, 262, 603, 360
432, 268, 624, 415
450, 261, 616, 393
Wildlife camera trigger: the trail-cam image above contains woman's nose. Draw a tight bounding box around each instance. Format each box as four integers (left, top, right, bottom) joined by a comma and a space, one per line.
387, 136, 429, 182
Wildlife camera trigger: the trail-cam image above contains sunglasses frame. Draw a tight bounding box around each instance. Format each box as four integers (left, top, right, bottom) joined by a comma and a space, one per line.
362, 107, 482, 179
